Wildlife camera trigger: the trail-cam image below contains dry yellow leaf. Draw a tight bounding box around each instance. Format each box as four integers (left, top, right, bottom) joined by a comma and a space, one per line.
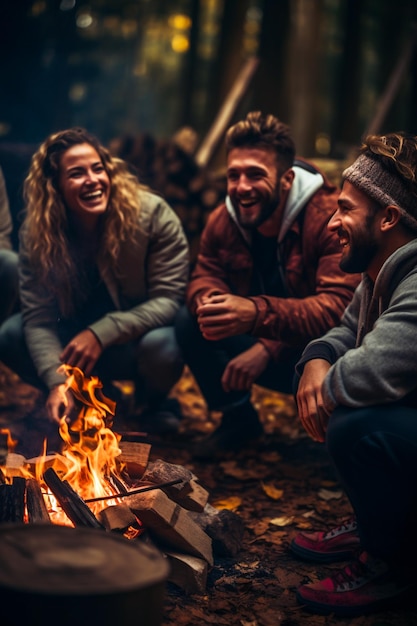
219, 460, 268, 480
261, 481, 284, 500
269, 515, 294, 527
212, 496, 242, 511
318, 488, 343, 501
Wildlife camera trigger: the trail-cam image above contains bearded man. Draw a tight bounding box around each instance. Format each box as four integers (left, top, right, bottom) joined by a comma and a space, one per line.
175, 111, 360, 456
292, 131, 417, 616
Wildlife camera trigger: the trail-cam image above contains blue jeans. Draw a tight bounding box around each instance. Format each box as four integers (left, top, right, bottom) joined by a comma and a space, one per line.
327, 404, 417, 565
174, 304, 301, 411
0, 312, 183, 408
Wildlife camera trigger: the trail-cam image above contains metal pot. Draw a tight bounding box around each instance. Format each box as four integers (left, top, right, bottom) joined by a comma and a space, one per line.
0, 523, 169, 626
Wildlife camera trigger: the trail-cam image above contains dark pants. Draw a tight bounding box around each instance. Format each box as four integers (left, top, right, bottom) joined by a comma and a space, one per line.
0, 249, 19, 325
174, 304, 301, 412
327, 404, 417, 565
0, 312, 184, 408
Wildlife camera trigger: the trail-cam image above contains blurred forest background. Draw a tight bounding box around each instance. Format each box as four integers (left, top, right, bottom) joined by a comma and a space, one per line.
1, 0, 417, 255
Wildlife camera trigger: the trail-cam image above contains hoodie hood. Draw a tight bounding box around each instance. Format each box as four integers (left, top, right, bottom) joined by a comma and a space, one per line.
225, 164, 324, 244
278, 165, 324, 242
374, 238, 417, 308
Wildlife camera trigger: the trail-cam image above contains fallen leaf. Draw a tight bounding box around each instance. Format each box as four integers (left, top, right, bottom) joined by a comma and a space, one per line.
295, 520, 312, 529
269, 515, 294, 527
211, 495, 242, 511
318, 488, 343, 501
261, 481, 284, 500
258, 450, 282, 463
246, 518, 270, 536
219, 460, 269, 480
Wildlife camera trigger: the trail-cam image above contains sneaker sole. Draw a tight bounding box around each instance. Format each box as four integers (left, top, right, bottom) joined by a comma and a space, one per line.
290, 539, 358, 563
296, 584, 416, 617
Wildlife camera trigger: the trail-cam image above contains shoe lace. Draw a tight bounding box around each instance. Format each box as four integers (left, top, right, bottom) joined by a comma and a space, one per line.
331, 553, 387, 592
325, 517, 357, 539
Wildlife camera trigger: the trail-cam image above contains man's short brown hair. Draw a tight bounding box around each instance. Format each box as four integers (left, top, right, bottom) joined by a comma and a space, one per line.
225, 111, 295, 171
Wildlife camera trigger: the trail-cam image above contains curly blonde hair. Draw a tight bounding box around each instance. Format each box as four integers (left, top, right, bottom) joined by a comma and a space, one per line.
23, 127, 146, 316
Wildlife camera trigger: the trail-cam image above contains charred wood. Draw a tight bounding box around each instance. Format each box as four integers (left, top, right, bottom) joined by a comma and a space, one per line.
26, 478, 51, 524
43, 467, 104, 529
11, 476, 25, 523
189, 503, 245, 557
140, 459, 193, 500
0, 483, 13, 522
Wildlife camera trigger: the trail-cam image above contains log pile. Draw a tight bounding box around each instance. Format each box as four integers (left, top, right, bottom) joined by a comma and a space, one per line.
109, 131, 227, 265
0, 442, 244, 595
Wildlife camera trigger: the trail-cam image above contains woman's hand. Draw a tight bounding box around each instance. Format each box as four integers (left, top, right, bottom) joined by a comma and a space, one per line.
60, 329, 103, 376
46, 384, 75, 424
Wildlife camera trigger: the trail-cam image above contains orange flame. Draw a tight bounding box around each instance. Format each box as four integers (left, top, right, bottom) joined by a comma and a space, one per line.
1, 367, 140, 529
0, 428, 18, 453
51, 365, 122, 505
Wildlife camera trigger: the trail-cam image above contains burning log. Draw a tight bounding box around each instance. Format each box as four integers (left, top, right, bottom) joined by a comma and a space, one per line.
26, 479, 51, 524
108, 470, 129, 494
0, 483, 13, 522
43, 467, 104, 529
0, 477, 25, 523
11, 476, 25, 523
0, 431, 8, 465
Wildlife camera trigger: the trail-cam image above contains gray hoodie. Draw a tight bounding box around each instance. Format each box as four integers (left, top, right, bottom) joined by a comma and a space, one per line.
298, 238, 417, 412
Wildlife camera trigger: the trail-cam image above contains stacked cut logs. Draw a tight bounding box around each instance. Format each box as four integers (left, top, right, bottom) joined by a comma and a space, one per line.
109, 131, 227, 265
0, 441, 244, 595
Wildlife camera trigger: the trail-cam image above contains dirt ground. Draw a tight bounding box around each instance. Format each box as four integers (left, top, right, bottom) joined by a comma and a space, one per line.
0, 364, 416, 626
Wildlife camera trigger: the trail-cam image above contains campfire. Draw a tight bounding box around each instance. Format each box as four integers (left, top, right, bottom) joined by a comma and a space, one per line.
0, 366, 245, 595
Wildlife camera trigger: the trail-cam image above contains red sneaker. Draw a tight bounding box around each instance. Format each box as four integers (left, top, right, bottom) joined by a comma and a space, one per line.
296, 551, 415, 616
291, 517, 360, 563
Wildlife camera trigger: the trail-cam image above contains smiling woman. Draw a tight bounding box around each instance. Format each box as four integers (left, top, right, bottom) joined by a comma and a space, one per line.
0, 127, 190, 436
58, 143, 111, 228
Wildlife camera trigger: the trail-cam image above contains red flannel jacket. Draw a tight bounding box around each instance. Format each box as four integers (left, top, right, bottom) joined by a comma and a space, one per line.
186, 163, 360, 361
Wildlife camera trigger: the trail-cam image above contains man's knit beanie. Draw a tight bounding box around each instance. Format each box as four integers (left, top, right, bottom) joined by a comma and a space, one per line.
342, 152, 417, 229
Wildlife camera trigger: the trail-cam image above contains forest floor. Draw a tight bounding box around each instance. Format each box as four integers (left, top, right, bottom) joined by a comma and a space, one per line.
0, 364, 416, 626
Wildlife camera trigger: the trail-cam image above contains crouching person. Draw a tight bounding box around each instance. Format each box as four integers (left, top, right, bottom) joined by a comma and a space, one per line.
0, 128, 189, 433
292, 132, 417, 615
175, 111, 360, 457
0, 165, 18, 325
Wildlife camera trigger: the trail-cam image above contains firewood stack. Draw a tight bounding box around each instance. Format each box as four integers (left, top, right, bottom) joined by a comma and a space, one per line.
109, 131, 227, 265
0, 441, 244, 595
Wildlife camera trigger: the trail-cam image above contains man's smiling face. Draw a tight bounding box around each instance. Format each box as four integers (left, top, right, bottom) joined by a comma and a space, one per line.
226, 146, 283, 230
328, 180, 382, 276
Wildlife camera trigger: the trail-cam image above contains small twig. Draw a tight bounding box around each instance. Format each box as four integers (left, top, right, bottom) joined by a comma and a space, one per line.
116, 431, 148, 438
84, 478, 183, 503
